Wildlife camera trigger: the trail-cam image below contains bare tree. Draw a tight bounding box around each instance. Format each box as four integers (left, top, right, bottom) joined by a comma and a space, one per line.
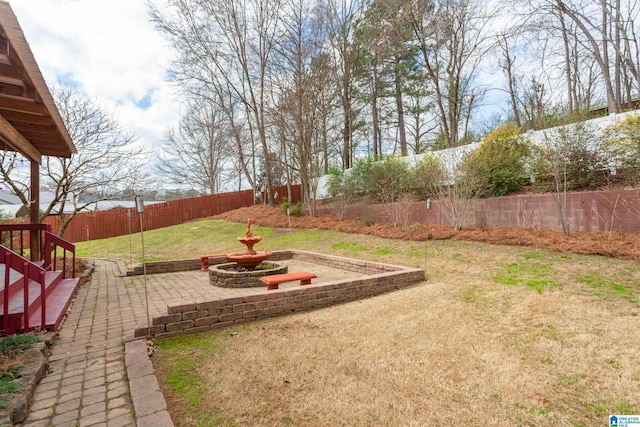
435, 148, 487, 230
149, 0, 282, 206
497, 32, 522, 126
410, 0, 495, 148
0, 86, 148, 237
534, 122, 603, 235
541, 0, 640, 113
404, 71, 437, 154
325, 166, 356, 220
325, 0, 366, 168
0, 151, 30, 205
272, 0, 329, 216
156, 99, 233, 194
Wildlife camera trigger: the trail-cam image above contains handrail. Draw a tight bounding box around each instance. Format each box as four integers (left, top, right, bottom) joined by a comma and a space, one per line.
0, 245, 47, 332
2, 250, 10, 332
0, 224, 76, 333
44, 231, 76, 279
0, 223, 50, 261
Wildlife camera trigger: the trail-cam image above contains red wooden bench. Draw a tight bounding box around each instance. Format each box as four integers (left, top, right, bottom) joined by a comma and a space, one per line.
259, 272, 318, 290
199, 254, 225, 270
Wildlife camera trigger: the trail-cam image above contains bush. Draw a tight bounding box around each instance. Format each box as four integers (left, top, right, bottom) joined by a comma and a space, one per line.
367, 157, 412, 204
468, 122, 531, 196
279, 197, 290, 212
350, 158, 376, 196
533, 122, 605, 191
411, 154, 445, 199
288, 201, 303, 216
603, 114, 640, 183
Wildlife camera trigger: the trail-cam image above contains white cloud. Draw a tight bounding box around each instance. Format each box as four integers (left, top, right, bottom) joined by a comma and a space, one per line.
10, 0, 180, 152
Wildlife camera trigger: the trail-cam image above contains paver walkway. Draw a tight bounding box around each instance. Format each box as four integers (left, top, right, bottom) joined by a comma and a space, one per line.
19, 258, 365, 426
18, 259, 231, 427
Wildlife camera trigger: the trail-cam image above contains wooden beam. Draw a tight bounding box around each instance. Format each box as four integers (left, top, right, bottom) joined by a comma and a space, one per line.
0, 109, 53, 124
0, 75, 25, 86
0, 114, 41, 163
30, 159, 41, 261
0, 97, 45, 115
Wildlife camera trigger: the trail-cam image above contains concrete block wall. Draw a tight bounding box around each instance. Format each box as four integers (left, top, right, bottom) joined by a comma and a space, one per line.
334, 189, 639, 234
127, 255, 227, 276
134, 251, 424, 339
127, 259, 201, 276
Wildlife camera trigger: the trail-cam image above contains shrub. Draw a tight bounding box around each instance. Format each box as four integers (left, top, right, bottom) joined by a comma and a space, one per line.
279, 198, 301, 216
468, 122, 531, 196
533, 122, 605, 191
603, 114, 640, 183
288, 201, 303, 216
279, 197, 290, 213
325, 167, 356, 220
411, 154, 445, 199
367, 157, 412, 204
350, 158, 376, 196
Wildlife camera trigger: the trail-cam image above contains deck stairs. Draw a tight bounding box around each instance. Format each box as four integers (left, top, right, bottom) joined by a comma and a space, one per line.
0, 227, 79, 335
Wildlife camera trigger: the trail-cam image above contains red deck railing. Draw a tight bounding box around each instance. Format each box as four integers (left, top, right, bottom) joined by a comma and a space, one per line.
0, 247, 47, 332
43, 231, 76, 279
0, 223, 50, 261
0, 224, 77, 333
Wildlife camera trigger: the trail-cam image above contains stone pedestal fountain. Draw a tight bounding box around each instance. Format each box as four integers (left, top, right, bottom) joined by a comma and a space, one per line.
209, 219, 287, 288
225, 218, 272, 270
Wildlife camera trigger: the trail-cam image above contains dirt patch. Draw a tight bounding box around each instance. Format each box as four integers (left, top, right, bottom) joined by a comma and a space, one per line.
215, 204, 640, 262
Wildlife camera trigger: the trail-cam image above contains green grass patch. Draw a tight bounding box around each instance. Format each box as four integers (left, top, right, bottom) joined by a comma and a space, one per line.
371, 246, 398, 255
460, 285, 493, 303
438, 240, 471, 247
560, 374, 581, 386
331, 242, 368, 252
331, 241, 397, 255
0, 334, 38, 355
156, 332, 234, 425
0, 333, 39, 409
494, 262, 559, 291
574, 272, 639, 304
76, 219, 348, 262
520, 250, 550, 259
586, 396, 638, 415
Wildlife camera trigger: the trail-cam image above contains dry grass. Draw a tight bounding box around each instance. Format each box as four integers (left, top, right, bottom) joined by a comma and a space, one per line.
153, 238, 640, 427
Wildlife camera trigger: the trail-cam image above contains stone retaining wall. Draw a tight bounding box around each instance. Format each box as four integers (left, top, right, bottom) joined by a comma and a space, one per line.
127, 259, 202, 275
127, 256, 227, 276
134, 250, 424, 339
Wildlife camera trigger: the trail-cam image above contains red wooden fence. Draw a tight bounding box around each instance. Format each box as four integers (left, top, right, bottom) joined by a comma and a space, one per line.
41, 185, 301, 243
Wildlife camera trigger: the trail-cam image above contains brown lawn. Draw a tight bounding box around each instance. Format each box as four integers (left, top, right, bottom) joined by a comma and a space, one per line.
152, 205, 640, 426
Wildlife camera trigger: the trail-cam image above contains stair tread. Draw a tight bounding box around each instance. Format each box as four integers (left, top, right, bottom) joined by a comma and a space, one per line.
27, 278, 79, 329
0, 271, 64, 314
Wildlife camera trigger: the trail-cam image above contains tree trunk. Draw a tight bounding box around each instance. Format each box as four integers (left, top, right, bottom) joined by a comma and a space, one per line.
394, 58, 408, 156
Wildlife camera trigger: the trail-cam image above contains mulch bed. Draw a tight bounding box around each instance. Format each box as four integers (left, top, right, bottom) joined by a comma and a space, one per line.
215, 204, 640, 263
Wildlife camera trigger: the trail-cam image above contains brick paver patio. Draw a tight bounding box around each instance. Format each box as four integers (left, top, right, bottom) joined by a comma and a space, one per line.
19, 259, 229, 427
19, 257, 372, 426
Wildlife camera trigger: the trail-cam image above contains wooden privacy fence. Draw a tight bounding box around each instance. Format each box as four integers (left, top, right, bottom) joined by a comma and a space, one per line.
42, 185, 301, 243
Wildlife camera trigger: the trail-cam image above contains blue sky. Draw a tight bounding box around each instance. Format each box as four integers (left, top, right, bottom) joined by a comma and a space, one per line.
10, 0, 181, 152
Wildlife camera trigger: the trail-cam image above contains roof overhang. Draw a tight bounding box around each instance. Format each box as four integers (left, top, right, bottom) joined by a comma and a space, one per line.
0, 1, 76, 163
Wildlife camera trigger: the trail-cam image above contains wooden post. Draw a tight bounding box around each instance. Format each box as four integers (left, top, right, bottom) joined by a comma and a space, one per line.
30, 159, 41, 261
